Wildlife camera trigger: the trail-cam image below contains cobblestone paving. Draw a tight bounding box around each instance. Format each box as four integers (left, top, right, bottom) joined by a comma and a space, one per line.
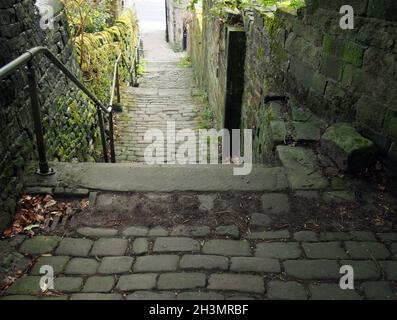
116, 30, 201, 163
2, 226, 396, 300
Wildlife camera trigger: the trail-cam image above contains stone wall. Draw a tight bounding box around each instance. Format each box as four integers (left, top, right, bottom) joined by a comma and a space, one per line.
189, 0, 397, 171
243, 0, 397, 169
188, 0, 230, 129
0, 0, 101, 232
166, 0, 189, 51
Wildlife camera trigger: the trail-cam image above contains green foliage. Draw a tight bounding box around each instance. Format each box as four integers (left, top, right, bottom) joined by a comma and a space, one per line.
178, 55, 192, 68
137, 60, 145, 76
188, 0, 306, 20
194, 91, 215, 129
72, 9, 139, 103
63, 0, 112, 37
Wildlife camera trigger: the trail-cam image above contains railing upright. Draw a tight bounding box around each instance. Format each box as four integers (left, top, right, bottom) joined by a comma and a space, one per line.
26, 60, 53, 175
109, 112, 116, 163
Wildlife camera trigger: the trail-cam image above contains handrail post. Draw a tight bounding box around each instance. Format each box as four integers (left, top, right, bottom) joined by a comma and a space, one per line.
97, 107, 109, 163
26, 60, 54, 176
109, 112, 116, 163
116, 64, 121, 105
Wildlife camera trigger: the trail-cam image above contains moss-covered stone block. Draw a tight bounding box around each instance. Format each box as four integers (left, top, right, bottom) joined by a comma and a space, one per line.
384, 111, 397, 138
270, 121, 287, 144
6, 276, 43, 295
342, 42, 365, 67
356, 96, 387, 131
322, 34, 345, 59
342, 64, 354, 87
293, 122, 322, 142
312, 72, 327, 94
19, 236, 60, 255
321, 123, 377, 172
367, 0, 397, 22
321, 54, 343, 81
325, 82, 345, 98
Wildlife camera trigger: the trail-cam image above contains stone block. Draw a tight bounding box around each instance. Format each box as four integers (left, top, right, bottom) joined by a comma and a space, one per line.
356, 96, 387, 131
249, 213, 272, 229
215, 225, 240, 238
134, 255, 179, 272
321, 123, 377, 172
345, 242, 390, 259
19, 236, 60, 255
90, 238, 128, 256
208, 274, 264, 294
277, 146, 328, 190
56, 238, 93, 256
247, 230, 290, 240
65, 258, 98, 275
70, 293, 122, 300
77, 227, 118, 238
122, 226, 148, 237
177, 292, 224, 300
293, 122, 321, 142
293, 231, 318, 242
230, 257, 280, 273
302, 242, 348, 259
267, 281, 307, 300
180, 255, 229, 270
284, 260, 340, 279
340, 260, 380, 280
270, 121, 287, 144
7, 276, 42, 295
54, 277, 83, 293
367, 0, 397, 21
127, 291, 176, 300
153, 237, 200, 253
132, 238, 149, 255
98, 256, 134, 274
157, 273, 206, 290
30, 256, 70, 275
83, 276, 115, 293
256, 242, 302, 259
310, 283, 362, 300
117, 274, 157, 291
362, 281, 397, 300
202, 240, 251, 256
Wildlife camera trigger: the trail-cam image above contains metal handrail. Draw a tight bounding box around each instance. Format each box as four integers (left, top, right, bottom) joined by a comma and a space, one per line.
130, 36, 142, 87
0, 46, 115, 174
107, 53, 123, 164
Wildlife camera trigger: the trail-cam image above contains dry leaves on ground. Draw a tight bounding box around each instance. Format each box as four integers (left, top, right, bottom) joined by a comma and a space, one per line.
2, 194, 83, 238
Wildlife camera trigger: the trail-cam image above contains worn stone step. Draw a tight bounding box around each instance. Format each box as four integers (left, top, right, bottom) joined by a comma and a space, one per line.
276, 145, 329, 190
24, 162, 288, 192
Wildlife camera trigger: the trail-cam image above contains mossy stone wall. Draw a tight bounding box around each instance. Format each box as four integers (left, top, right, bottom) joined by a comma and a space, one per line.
243, 0, 397, 169
0, 0, 100, 232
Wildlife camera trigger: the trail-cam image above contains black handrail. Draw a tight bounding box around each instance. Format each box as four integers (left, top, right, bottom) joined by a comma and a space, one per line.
108, 53, 122, 164
130, 36, 142, 87
0, 46, 115, 174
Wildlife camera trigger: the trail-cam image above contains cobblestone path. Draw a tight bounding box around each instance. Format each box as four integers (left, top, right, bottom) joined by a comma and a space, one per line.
116, 30, 201, 163
2, 223, 397, 300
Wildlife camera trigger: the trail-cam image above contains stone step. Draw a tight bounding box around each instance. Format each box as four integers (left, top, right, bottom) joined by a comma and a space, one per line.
123, 88, 196, 97
276, 145, 329, 190
24, 162, 288, 192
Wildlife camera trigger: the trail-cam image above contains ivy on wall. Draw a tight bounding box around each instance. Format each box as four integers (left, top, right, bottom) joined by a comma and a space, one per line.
188, 0, 305, 22
73, 9, 139, 103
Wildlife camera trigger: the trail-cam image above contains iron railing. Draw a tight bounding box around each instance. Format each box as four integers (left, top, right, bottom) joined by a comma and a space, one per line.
0, 46, 117, 174
128, 36, 142, 87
